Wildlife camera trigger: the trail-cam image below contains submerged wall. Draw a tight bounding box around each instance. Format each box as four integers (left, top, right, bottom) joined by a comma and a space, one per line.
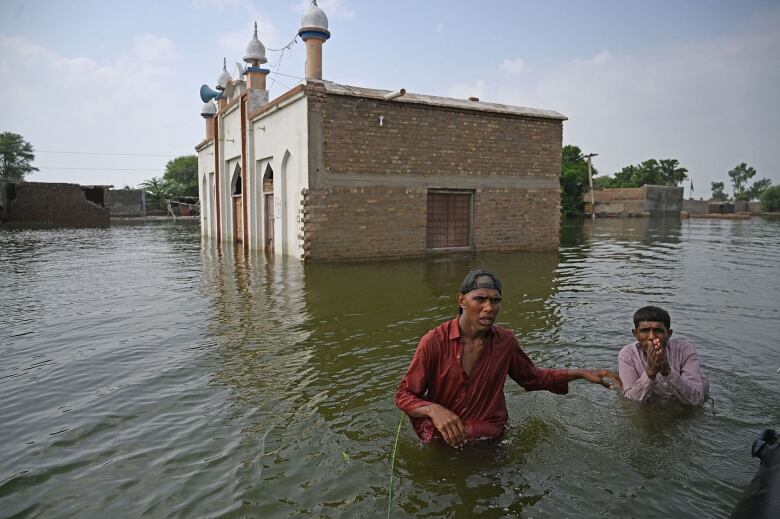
110, 189, 145, 216
1, 182, 110, 228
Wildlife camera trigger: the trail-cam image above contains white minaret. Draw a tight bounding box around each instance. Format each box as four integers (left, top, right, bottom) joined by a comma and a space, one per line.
216, 58, 231, 109
200, 100, 217, 140
298, 0, 330, 80
243, 22, 269, 90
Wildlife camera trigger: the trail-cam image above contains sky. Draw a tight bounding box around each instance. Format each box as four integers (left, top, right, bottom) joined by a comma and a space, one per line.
1, 0, 778, 198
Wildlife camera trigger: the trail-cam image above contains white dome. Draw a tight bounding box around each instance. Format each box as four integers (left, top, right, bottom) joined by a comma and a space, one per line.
300, 0, 328, 31
201, 100, 217, 117
217, 58, 231, 90
243, 22, 267, 65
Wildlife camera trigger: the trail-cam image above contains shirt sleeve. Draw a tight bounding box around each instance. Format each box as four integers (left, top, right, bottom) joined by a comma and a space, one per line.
507, 337, 568, 394
660, 344, 709, 406
618, 347, 655, 402
395, 335, 435, 414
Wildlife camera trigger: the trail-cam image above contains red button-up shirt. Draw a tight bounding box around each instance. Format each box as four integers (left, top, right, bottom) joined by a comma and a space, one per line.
395, 318, 569, 442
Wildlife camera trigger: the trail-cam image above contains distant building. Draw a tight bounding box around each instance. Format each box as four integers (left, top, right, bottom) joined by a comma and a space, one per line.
196, 1, 566, 260
584, 185, 683, 217
110, 188, 145, 217
0, 181, 110, 228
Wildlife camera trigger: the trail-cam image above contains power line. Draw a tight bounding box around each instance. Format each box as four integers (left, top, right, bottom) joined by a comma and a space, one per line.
37, 166, 163, 171
265, 34, 298, 52
36, 150, 177, 157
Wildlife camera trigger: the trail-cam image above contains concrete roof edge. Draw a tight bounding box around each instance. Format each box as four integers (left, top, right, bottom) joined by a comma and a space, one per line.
316, 80, 567, 121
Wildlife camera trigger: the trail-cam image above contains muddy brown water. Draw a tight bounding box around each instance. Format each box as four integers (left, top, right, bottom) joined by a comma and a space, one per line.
1, 217, 778, 518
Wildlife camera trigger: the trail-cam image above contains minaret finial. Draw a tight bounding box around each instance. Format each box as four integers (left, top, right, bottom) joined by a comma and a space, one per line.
253, 21, 258, 38
223, 57, 227, 69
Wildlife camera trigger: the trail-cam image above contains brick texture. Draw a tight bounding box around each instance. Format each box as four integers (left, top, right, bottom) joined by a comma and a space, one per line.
3, 182, 110, 228
301, 86, 563, 260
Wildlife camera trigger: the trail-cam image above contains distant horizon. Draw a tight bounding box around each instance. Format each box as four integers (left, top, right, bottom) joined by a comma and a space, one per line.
2, 0, 778, 198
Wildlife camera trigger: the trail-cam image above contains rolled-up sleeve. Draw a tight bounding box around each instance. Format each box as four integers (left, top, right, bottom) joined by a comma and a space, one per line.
508, 341, 568, 394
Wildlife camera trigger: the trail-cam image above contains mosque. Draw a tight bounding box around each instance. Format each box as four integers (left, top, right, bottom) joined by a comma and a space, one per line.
196, 0, 567, 260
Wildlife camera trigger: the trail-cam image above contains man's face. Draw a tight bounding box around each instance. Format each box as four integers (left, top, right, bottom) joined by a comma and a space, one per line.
458, 288, 502, 330
632, 320, 672, 349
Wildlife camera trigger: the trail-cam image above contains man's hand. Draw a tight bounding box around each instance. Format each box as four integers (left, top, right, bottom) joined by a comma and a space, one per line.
422, 404, 466, 448
644, 338, 669, 379
577, 369, 623, 390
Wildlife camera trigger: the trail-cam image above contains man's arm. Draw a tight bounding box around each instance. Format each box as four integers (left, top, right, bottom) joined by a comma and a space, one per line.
508, 338, 621, 392
566, 368, 623, 389
395, 336, 466, 447
618, 347, 655, 402
660, 343, 709, 406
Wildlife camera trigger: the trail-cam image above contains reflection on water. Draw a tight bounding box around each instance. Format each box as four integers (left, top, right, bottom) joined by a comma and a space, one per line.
0, 217, 778, 518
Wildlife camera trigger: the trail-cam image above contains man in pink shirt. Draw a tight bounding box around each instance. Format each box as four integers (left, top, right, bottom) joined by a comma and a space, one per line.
395, 269, 622, 448
618, 306, 709, 405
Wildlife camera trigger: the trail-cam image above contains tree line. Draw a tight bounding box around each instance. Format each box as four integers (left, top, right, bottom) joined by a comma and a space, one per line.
561, 145, 778, 215
3, 132, 778, 214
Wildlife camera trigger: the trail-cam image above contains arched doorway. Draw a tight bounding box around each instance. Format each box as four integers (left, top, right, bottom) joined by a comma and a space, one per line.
231, 164, 243, 243
263, 165, 274, 252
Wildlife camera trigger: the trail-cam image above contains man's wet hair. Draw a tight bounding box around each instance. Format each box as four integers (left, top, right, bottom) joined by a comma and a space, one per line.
633, 306, 671, 329
457, 269, 502, 314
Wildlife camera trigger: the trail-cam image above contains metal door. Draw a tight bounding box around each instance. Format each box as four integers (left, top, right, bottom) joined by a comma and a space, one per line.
427, 192, 471, 248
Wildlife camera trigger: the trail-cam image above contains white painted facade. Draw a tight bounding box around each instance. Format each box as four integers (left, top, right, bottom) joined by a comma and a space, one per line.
249, 91, 309, 256
197, 87, 309, 258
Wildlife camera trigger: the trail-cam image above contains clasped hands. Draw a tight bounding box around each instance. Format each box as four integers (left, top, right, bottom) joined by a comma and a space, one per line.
643, 338, 671, 379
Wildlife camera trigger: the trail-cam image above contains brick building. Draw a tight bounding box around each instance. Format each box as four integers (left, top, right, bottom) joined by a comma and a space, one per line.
0, 181, 110, 228
196, 1, 566, 260
583, 185, 683, 217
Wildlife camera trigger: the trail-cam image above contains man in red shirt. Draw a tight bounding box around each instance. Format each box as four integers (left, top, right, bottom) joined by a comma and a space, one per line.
396, 269, 622, 447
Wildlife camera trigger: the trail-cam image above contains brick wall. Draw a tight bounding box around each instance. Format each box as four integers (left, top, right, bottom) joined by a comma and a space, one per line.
474, 188, 560, 250
301, 187, 427, 260
301, 88, 563, 260
591, 187, 644, 202
320, 94, 562, 179
3, 182, 110, 228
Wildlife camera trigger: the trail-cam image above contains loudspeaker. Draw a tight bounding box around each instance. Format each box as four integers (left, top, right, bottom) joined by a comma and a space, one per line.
200, 84, 221, 103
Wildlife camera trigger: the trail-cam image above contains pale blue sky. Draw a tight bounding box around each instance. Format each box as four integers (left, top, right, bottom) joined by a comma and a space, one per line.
1, 0, 778, 197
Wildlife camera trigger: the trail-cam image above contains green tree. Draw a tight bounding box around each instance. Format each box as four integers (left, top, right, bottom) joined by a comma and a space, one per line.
759, 185, 780, 212
745, 178, 771, 201
657, 159, 689, 185
728, 162, 756, 199
610, 159, 688, 188
0, 132, 38, 181
728, 163, 771, 201
560, 145, 596, 216
710, 181, 727, 201
140, 176, 173, 208
163, 155, 198, 197
592, 175, 615, 189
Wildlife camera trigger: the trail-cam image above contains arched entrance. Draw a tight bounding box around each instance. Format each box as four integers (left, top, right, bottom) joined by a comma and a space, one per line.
231, 164, 243, 243
263, 165, 274, 252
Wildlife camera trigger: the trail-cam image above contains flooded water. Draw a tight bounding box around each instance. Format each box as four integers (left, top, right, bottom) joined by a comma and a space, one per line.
1, 217, 778, 518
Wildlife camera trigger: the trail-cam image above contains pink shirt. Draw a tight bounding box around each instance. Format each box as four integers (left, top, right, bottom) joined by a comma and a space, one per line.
396, 318, 569, 442
618, 337, 709, 405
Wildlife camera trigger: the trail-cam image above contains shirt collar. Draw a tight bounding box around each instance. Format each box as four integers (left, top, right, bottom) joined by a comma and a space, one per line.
447, 316, 495, 341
